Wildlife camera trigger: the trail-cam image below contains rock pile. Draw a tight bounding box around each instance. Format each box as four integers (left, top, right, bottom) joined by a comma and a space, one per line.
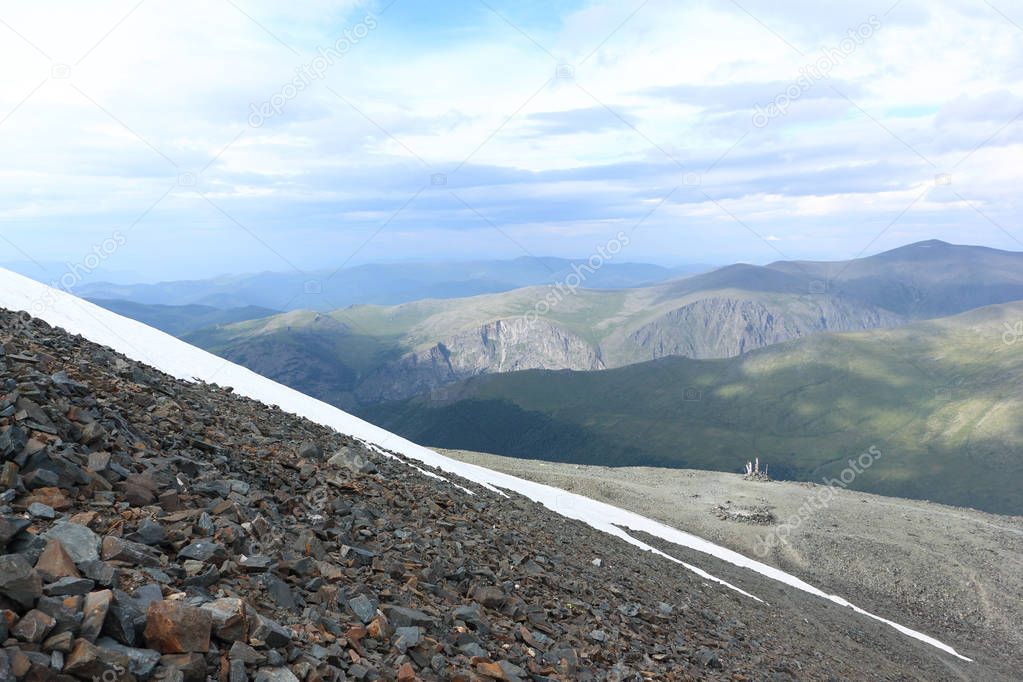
711, 504, 775, 526
0, 309, 940, 681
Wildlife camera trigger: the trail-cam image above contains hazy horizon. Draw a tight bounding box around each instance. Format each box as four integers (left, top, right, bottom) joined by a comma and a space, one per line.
4, 237, 1012, 288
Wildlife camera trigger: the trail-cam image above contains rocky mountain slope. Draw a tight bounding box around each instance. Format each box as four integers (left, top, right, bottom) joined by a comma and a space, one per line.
177, 241, 1022, 407
628, 296, 902, 360
0, 309, 992, 680
363, 300, 1023, 515
354, 320, 605, 404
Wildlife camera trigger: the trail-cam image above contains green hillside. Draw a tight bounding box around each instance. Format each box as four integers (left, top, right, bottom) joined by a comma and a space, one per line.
361, 301, 1023, 515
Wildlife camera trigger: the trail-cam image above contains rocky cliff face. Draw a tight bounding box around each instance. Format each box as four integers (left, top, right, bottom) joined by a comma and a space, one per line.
629, 296, 905, 360
356, 319, 603, 403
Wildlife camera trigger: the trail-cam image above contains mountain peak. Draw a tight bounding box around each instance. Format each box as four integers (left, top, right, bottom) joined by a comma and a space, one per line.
907, 239, 953, 248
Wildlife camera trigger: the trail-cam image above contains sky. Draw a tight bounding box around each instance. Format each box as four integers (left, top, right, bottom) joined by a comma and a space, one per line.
1, 0, 1022, 282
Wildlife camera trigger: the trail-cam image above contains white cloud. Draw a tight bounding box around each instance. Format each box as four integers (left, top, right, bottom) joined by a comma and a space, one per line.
0, 0, 1021, 277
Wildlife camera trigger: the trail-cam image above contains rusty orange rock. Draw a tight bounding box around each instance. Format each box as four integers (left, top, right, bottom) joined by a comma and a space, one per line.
396, 662, 417, 682
34, 538, 81, 581
144, 599, 212, 653
475, 660, 509, 680
22, 486, 71, 511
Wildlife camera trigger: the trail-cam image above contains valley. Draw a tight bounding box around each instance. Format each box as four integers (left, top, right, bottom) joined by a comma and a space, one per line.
365, 301, 1023, 514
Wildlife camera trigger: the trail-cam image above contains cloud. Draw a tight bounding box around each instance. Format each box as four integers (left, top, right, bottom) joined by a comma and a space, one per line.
522, 106, 638, 136
0, 0, 1021, 279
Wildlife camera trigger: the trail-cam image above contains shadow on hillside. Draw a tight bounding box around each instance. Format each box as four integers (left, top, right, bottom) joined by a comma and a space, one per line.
360, 337, 1023, 514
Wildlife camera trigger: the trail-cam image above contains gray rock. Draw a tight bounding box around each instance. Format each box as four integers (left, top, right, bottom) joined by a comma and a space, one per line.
382, 605, 436, 628
201, 597, 252, 643
498, 660, 528, 680
80, 589, 113, 642
182, 564, 220, 588
394, 626, 421, 649
6, 530, 47, 564
617, 602, 641, 618
0, 553, 42, 608
452, 604, 483, 625
327, 447, 377, 474
195, 512, 215, 536
12, 609, 56, 643
229, 640, 266, 664
254, 668, 300, 682
160, 651, 207, 681
348, 594, 377, 624
459, 642, 487, 658
0, 515, 31, 548
228, 479, 250, 495
42, 576, 95, 596
142, 567, 173, 583
43, 629, 75, 653
697, 649, 722, 669
239, 554, 272, 572
251, 614, 291, 649
297, 442, 322, 460
129, 518, 167, 546
133, 583, 163, 609
102, 591, 146, 646
43, 521, 100, 564
80, 559, 118, 587
471, 585, 506, 609
87, 451, 111, 472
35, 595, 84, 636
27, 502, 55, 519
96, 637, 162, 678
263, 574, 296, 610
102, 535, 162, 567
178, 540, 226, 563
153, 666, 186, 682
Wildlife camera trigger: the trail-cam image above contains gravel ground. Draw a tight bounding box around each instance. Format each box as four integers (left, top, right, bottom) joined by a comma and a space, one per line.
441, 449, 1023, 678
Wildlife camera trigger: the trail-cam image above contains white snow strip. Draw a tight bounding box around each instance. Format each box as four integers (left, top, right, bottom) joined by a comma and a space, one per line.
0, 268, 971, 662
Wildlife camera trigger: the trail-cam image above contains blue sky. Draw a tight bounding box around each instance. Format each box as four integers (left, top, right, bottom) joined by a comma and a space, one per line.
1, 0, 1022, 282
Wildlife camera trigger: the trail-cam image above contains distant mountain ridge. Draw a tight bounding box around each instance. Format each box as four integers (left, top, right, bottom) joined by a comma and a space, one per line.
76, 257, 709, 311
88, 298, 278, 336
765, 239, 1023, 317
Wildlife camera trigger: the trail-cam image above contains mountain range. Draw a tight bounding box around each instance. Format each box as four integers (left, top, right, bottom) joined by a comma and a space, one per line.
77, 257, 708, 311
84, 240, 1023, 513
142, 240, 1023, 407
